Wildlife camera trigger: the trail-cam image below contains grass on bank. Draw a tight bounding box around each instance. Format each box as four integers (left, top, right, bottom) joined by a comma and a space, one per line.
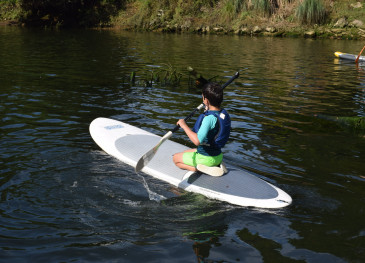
296, 0, 328, 25
118, 0, 325, 28
331, 0, 365, 22
0, 0, 364, 33
115, 0, 364, 32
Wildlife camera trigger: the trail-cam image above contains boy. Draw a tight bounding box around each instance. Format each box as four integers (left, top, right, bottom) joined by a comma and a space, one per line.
173, 82, 231, 176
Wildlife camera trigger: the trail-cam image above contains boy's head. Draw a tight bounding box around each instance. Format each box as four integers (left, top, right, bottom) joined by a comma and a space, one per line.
202, 82, 223, 107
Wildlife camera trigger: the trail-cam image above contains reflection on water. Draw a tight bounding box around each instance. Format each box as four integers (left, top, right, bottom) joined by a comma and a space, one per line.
0, 27, 364, 262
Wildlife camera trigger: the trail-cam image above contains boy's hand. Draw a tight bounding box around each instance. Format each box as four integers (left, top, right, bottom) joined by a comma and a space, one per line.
177, 119, 199, 145
177, 119, 188, 130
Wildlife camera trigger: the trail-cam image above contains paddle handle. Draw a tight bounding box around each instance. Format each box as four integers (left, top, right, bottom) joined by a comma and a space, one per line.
221, 71, 240, 89
171, 71, 240, 133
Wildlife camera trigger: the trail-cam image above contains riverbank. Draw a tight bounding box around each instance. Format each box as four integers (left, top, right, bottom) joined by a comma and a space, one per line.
111, 0, 365, 40
1, 0, 365, 40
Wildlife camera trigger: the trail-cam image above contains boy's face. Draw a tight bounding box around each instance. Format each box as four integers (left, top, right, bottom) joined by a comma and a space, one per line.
202, 95, 209, 110
202, 94, 208, 104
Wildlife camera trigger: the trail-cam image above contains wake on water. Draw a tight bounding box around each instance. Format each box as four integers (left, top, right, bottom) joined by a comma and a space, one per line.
137, 174, 167, 202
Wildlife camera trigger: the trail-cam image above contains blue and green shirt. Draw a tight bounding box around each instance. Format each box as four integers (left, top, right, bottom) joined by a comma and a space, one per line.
196, 111, 221, 156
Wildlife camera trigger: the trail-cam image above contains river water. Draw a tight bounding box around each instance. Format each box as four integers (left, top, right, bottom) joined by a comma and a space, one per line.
0, 27, 364, 262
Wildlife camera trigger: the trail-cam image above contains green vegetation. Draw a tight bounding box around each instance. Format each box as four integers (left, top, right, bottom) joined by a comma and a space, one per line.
128, 65, 213, 89
0, 0, 21, 21
130, 63, 185, 87
0, 0, 364, 39
296, 0, 327, 24
0, 0, 125, 27
116, 0, 364, 39
316, 114, 365, 133
120, 0, 331, 30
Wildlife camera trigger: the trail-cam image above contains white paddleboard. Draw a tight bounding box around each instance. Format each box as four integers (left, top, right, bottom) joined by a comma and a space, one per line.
334, 51, 365, 62
90, 117, 292, 208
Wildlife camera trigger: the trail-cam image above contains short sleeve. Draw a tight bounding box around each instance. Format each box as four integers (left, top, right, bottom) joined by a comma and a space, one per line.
197, 115, 217, 143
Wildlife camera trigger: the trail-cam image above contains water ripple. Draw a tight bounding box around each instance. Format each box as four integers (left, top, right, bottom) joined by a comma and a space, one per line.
1, 28, 364, 262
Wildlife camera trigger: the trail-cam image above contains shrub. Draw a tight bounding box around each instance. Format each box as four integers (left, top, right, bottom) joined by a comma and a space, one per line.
0, 0, 22, 20
18, 0, 125, 27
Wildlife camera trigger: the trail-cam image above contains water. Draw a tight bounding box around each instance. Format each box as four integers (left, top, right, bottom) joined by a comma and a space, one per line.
1, 27, 364, 262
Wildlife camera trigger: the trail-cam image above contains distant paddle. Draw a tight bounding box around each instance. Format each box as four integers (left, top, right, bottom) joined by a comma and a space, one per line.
355, 44, 365, 64
135, 71, 240, 173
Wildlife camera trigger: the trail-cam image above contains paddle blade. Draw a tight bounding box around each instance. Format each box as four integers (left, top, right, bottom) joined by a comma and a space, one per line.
135, 131, 173, 172
135, 147, 156, 172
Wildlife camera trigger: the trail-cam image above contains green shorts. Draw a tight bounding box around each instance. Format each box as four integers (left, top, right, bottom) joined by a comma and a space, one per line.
183, 151, 223, 167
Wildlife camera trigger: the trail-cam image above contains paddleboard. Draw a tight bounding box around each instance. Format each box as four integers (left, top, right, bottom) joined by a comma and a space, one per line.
334, 51, 365, 62
90, 117, 292, 208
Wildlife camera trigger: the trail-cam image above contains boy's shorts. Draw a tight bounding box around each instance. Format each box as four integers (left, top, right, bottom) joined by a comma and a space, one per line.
183, 151, 223, 167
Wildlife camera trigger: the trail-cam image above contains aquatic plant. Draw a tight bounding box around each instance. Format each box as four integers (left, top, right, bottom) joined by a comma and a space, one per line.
129, 64, 187, 87
316, 114, 365, 133
333, 116, 365, 131
128, 65, 213, 89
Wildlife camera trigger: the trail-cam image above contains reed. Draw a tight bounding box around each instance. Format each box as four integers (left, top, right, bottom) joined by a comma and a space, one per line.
296, 0, 327, 24
252, 0, 278, 16
128, 65, 215, 89
223, 0, 246, 15
129, 64, 186, 87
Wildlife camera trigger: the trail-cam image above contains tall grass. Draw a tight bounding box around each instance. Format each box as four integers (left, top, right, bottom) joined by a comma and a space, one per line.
252, 0, 278, 16
127, 0, 330, 28
296, 0, 327, 24
224, 0, 246, 14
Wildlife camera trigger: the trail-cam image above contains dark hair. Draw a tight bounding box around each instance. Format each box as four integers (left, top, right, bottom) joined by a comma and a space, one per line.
202, 82, 223, 107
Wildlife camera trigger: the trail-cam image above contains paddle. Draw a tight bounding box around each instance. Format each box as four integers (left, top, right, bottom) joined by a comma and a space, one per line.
355, 44, 365, 64
135, 71, 240, 172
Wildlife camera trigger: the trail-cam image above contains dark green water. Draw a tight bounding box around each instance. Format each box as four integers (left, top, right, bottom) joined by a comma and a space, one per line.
0, 26, 364, 262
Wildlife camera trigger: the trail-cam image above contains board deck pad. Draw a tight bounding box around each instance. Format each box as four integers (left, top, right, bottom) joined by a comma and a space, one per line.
90, 117, 292, 208
186, 170, 278, 199
116, 134, 188, 181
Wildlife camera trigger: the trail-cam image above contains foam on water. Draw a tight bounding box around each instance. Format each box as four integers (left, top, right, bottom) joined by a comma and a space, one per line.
137, 173, 167, 202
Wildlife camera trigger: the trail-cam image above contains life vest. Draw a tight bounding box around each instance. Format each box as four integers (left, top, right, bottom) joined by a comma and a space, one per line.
192, 109, 231, 149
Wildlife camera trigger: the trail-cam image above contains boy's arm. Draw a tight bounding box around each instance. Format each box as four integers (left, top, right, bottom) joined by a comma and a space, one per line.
177, 119, 200, 146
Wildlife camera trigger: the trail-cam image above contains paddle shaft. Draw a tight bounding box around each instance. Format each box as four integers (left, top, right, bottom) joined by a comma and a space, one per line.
171, 71, 239, 133
355, 45, 365, 64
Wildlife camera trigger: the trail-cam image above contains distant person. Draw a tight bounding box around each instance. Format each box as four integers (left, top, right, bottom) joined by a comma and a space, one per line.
173, 82, 231, 176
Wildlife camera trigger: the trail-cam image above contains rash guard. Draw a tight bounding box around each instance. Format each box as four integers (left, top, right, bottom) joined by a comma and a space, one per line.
196, 111, 221, 156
